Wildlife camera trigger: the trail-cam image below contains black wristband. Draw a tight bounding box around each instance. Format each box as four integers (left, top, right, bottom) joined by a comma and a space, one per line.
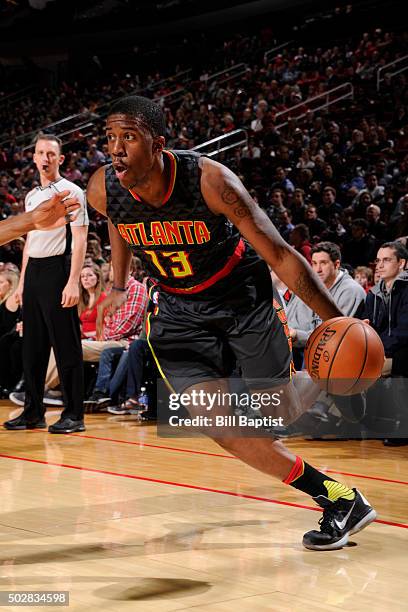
112, 286, 127, 292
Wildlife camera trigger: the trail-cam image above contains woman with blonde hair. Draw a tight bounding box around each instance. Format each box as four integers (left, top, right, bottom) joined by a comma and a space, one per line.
78, 264, 107, 339
0, 269, 22, 395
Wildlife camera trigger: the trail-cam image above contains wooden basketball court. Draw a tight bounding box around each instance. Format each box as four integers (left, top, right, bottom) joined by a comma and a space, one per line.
0, 400, 407, 611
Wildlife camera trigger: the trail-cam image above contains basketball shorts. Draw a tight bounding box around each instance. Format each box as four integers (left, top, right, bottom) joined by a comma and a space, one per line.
146, 272, 293, 393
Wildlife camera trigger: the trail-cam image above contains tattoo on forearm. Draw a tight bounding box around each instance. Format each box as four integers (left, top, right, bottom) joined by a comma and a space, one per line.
222, 185, 251, 220
221, 187, 240, 205
294, 271, 316, 303
233, 206, 251, 218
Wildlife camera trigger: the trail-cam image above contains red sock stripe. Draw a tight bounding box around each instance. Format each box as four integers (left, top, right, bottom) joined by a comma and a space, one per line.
283, 456, 304, 485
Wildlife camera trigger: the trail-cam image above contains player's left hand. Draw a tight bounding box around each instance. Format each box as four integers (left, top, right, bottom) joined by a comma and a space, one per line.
32, 190, 80, 230
61, 279, 80, 308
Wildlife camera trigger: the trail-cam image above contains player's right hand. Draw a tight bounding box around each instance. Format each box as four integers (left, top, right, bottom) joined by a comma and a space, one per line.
96, 290, 127, 339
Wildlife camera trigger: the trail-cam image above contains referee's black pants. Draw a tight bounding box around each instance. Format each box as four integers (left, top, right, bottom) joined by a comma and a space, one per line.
22, 256, 84, 421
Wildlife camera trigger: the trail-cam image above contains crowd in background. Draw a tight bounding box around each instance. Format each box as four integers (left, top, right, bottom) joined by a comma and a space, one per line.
0, 18, 407, 437
1, 24, 407, 266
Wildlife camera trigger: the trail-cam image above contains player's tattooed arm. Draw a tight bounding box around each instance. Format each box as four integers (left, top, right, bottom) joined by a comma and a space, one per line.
200, 157, 341, 320
220, 185, 252, 220
294, 270, 317, 304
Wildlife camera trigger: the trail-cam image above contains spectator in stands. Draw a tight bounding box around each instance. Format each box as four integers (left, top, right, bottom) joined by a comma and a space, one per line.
106, 338, 151, 415
86, 238, 106, 266
289, 224, 312, 263
343, 219, 378, 267
222, 114, 235, 133
304, 205, 327, 241
265, 188, 286, 223
318, 186, 343, 222
361, 173, 385, 204
359, 241, 408, 446
272, 166, 295, 194
79, 270, 147, 409
241, 138, 261, 159
320, 212, 347, 245
366, 204, 390, 243
63, 157, 83, 184
354, 265, 374, 293
277, 209, 295, 242
86, 143, 105, 171
390, 193, 408, 227
352, 191, 373, 218
392, 155, 408, 197
78, 264, 107, 339
346, 129, 368, 167
290, 188, 308, 224
286, 241, 366, 350
375, 158, 393, 186
0, 269, 21, 396
250, 106, 264, 132
360, 241, 408, 377
296, 148, 315, 171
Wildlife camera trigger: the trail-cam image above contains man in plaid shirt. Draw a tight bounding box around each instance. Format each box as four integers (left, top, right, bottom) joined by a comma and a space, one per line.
44, 274, 147, 391
99, 275, 146, 343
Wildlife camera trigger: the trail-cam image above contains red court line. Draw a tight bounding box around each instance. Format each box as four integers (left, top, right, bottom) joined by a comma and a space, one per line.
324, 469, 408, 486
72, 434, 235, 459
0, 452, 407, 530
68, 433, 408, 487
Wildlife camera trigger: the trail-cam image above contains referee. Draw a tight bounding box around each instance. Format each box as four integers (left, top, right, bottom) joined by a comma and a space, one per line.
4, 133, 88, 433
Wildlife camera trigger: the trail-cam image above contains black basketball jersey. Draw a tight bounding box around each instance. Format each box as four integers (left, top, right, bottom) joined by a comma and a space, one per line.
105, 149, 253, 295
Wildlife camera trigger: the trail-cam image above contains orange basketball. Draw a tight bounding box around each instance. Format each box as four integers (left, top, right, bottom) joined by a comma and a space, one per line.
304, 317, 385, 395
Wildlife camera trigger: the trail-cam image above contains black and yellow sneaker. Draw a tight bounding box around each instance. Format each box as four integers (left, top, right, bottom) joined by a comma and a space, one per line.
303, 489, 377, 550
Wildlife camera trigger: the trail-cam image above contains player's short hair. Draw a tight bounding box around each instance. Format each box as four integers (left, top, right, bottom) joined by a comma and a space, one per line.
311, 241, 341, 263
379, 241, 408, 263
33, 132, 62, 152
108, 95, 166, 138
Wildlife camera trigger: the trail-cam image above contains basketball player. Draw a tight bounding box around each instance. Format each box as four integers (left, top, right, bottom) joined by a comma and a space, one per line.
0, 191, 80, 246
87, 96, 376, 551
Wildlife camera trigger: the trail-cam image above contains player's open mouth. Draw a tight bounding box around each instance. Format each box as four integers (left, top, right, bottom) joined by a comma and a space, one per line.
42, 164, 49, 172
113, 162, 128, 180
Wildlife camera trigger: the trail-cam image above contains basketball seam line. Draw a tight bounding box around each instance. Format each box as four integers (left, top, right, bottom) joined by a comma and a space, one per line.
348, 322, 369, 395
326, 320, 356, 394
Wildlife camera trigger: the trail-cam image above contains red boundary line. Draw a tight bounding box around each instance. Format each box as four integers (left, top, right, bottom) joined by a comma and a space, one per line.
324, 469, 408, 486
73, 434, 235, 459
0, 452, 407, 530
67, 433, 408, 487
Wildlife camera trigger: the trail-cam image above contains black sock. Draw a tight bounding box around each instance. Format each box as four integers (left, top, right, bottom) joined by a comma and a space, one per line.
283, 456, 355, 502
